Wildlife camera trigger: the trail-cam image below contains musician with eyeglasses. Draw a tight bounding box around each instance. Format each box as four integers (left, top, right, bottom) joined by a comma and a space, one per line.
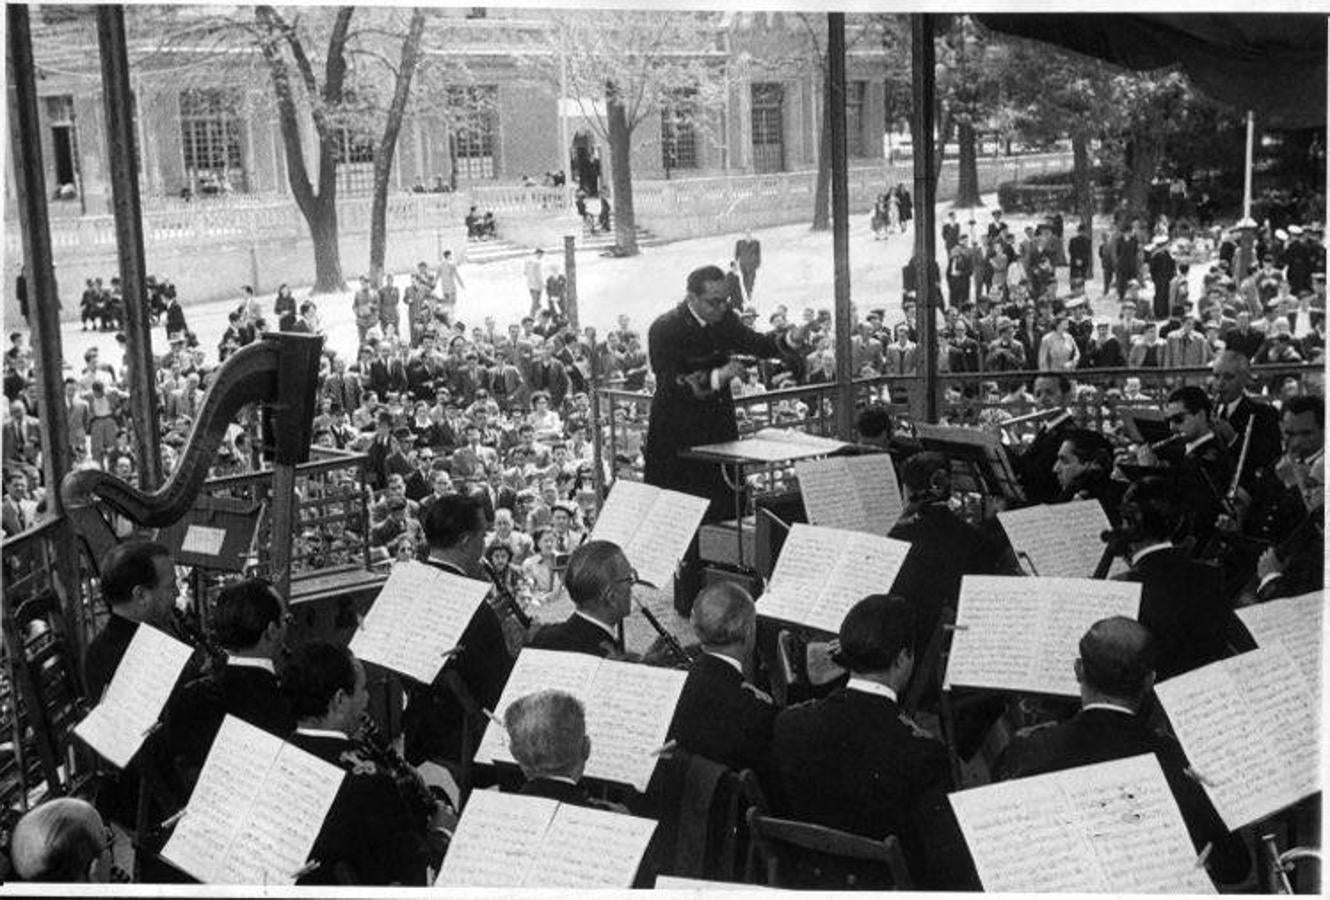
527, 540, 634, 657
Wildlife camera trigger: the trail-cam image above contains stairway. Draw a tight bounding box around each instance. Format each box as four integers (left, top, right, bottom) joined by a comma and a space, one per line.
457, 223, 665, 267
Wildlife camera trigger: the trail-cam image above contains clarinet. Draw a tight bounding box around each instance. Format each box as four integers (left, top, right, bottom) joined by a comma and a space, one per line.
172, 606, 226, 672
635, 600, 693, 669
480, 558, 532, 630
356, 713, 443, 821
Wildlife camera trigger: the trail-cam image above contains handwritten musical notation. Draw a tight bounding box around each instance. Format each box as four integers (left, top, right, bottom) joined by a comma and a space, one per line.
161, 716, 343, 885
74, 625, 193, 768
474, 649, 686, 792
997, 500, 1116, 579
944, 576, 1141, 697
590, 480, 710, 589
180, 524, 227, 557
435, 790, 656, 888
348, 561, 491, 683
757, 523, 913, 635
1235, 591, 1322, 705
796, 454, 904, 537
1154, 645, 1319, 831
950, 753, 1215, 893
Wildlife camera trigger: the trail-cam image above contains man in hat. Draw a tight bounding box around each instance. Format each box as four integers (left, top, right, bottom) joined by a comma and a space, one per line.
770, 594, 975, 889
983, 317, 1025, 371
1147, 236, 1177, 320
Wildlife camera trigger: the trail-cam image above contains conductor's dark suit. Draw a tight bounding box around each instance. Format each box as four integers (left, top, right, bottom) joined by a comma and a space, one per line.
1114, 546, 1231, 680
527, 612, 620, 658
771, 685, 976, 890
995, 706, 1250, 884
667, 653, 775, 773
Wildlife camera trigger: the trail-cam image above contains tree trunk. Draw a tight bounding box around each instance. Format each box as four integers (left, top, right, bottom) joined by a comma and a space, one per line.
1072, 131, 1094, 274
955, 118, 980, 207
1124, 133, 1161, 217
309, 197, 343, 292
369, 8, 426, 286
606, 90, 638, 256
812, 66, 831, 231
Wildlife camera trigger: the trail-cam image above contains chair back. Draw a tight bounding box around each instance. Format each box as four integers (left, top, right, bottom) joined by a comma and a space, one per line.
746, 808, 913, 890
640, 752, 750, 883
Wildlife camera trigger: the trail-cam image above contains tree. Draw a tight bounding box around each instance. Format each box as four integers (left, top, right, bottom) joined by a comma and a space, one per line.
520, 10, 729, 257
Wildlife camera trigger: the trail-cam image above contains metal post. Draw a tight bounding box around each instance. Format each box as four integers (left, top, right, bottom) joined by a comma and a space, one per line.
588, 328, 605, 504
1242, 109, 1254, 222
97, 5, 162, 487
563, 234, 578, 331
911, 14, 939, 423
267, 463, 296, 605
828, 14, 853, 441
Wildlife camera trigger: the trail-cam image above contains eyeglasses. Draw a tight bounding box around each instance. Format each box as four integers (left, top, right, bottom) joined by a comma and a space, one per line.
1166, 412, 1189, 424
612, 567, 641, 588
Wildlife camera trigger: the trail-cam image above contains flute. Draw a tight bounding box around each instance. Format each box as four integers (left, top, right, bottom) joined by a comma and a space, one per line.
997, 406, 1067, 429
635, 600, 692, 668
1227, 413, 1255, 503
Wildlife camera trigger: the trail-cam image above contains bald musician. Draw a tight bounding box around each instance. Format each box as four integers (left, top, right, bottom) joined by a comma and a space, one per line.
996, 616, 1250, 884
1210, 350, 1281, 492
666, 582, 775, 773
8, 798, 111, 883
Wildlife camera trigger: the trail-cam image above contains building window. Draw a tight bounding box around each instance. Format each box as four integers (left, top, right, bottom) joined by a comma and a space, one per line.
334, 128, 376, 196
661, 91, 698, 171
447, 86, 498, 181
179, 88, 245, 192
845, 81, 867, 158
751, 82, 785, 173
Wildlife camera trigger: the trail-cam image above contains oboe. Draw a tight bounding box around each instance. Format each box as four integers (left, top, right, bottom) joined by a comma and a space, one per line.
635, 600, 692, 668
480, 558, 532, 630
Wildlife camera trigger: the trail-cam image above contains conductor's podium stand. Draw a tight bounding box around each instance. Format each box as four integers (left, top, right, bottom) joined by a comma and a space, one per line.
698, 517, 756, 570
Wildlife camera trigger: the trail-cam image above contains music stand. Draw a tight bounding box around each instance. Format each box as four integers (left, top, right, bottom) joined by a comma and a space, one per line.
913, 424, 1026, 506
157, 496, 263, 573
1119, 407, 1170, 446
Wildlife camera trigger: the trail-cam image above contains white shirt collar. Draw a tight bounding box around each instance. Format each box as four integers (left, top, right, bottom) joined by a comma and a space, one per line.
1224, 397, 1242, 417
1082, 702, 1136, 716
1185, 432, 1215, 455
1130, 542, 1173, 565
846, 677, 898, 704
226, 656, 275, 675
704, 651, 744, 675
295, 726, 348, 740
574, 610, 618, 640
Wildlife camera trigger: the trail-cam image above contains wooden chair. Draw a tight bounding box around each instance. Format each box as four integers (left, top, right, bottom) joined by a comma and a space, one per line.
640, 752, 745, 883
745, 808, 913, 890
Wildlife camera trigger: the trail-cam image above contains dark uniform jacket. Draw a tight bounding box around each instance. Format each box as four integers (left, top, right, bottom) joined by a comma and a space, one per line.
1015, 410, 1077, 505
1215, 395, 1281, 493
995, 706, 1250, 884
1114, 546, 1230, 680
771, 685, 976, 889
290, 731, 433, 886
645, 302, 791, 521
667, 653, 775, 773
527, 612, 621, 658
84, 613, 140, 702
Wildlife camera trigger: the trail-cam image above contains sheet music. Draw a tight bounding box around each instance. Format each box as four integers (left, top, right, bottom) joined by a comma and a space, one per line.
74, 625, 194, 769
950, 753, 1215, 893
758, 524, 913, 635
797, 455, 903, 536
475, 649, 601, 764
753, 428, 849, 453
181, 524, 227, 556
349, 561, 490, 683
436, 791, 656, 888
1236, 592, 1322, 703
591, 480, 709, 589
434, 790, 557, 887
1155, 645, 1319, 831
944, 576, 1141, 696
583, 660, 687, 791
162, 716, 344, 885
654, 875, 775, 889
998, 500, 1112, 579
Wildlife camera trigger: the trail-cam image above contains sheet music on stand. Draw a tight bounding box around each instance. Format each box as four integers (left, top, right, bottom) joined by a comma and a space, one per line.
1154, 644, 1320, 831
435, 790, 656, 888
474, 649, 686, 791
74, 625, 194, 768
949, 753, 1215, 893
590, 480, 709, 589
997, 499, 1126, 578
1235, 591, 1323, 705
161, 716, 343, 885
757, 523, 912, 635
796, 454, 904, 536
348, 561, 490, 684
943, 576, 1141, 697
913, 422, 1025, 503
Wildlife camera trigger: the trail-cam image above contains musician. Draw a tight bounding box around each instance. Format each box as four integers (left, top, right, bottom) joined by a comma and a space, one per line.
284, 641, 448, 886
83, 540, 181, 700
527, 540, 631, 657
1135, 385, 1233, 550
402, 494, 515, 768
1051, 428, 1121, 519
1210, 350, 1281, 492
995, 617, 1251, 885
502, 689, 605, 808
8, 797, 112, 883
645, 265, 809, 614
1110, 478, 1232, 679
1248, 395, 1324, 601
770, 595, 975, 890
166, 578, 294, 789
667, 582, 775, 773
1014, 374, 1078, 504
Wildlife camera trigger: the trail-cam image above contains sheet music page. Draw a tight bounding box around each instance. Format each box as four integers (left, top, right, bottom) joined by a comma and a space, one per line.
535, 802, 657, 887
74, 625, 193, 768
434, 790, 557, 887
753, 428, 848, 452
998, 500, 1112, 579
349, 561, 490, 683
218, 740, 344, 885
590, 479, 659, 548
797, 458, 866, 533
583, 660, 687, 790
474, 649, 601, 765
1155, 646, 1319, 831
181, 524, 227, 556
849, 453, 905, 534
1236, 592, 1323, 703
950, 754, 1215, 893
626, 488, 709, 589
944, 576, 1141, 696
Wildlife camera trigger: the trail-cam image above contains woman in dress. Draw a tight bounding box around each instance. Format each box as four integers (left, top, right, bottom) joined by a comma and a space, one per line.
520, 528, 561, 606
